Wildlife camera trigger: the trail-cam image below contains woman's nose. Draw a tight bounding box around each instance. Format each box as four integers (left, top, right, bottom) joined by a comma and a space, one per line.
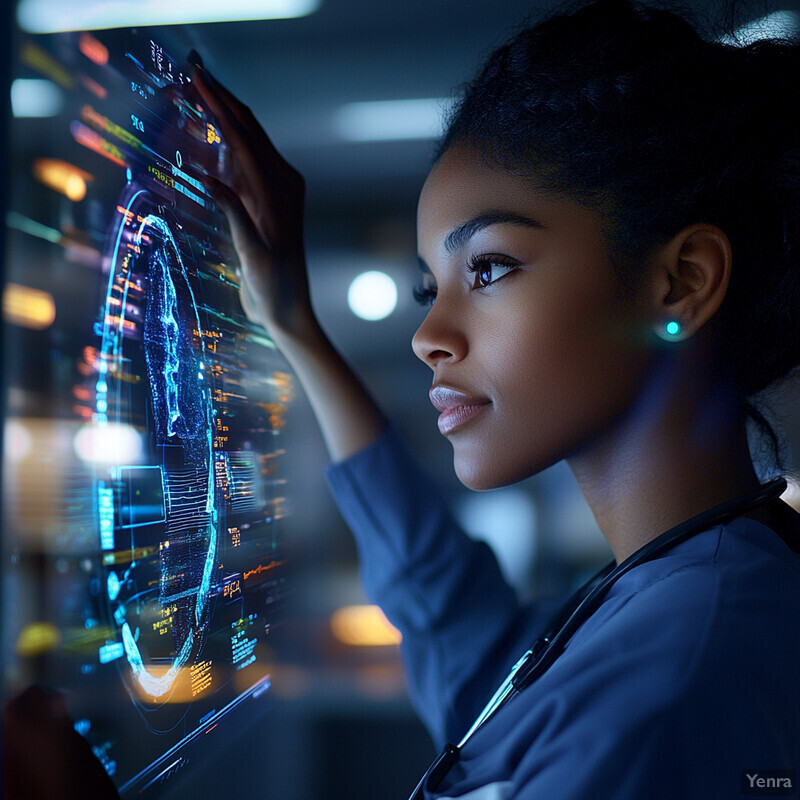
411, 301, 468, 367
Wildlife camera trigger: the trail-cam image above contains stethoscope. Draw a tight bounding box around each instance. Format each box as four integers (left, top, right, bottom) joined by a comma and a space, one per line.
408, 476, 788, 800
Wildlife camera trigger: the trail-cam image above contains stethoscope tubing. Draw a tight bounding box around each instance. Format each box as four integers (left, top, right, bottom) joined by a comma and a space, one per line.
510, 476, 787, 693
408, 476, 788, 800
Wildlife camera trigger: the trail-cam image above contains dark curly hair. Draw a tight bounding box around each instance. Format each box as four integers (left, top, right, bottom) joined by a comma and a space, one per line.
437, 0, 800, 475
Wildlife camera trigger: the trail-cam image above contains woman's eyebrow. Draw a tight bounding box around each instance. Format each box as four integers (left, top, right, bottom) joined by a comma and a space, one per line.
444, 211, 544, 254
417, 256, 431, 274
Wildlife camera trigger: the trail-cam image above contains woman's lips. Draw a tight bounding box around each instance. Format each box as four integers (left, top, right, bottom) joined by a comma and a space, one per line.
429, 386, 491, 435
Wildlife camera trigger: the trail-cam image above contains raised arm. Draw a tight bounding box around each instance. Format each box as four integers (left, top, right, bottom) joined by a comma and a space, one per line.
191, 63, 387, 462
190, 64, 560, 746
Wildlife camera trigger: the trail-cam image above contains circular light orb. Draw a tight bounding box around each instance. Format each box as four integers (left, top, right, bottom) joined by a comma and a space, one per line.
665, 320, 682, 337
347, 270, 398, 321
4, 419, 32, 463
73, 422, 143, 464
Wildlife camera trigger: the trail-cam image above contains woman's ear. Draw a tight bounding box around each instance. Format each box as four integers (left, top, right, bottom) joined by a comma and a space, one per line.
648, 223, 732, 342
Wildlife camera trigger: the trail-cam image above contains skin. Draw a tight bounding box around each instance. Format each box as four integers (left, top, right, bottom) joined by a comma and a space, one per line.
414, 143, 774, 563
414, 143, 657, 491
191, 67, 797, 565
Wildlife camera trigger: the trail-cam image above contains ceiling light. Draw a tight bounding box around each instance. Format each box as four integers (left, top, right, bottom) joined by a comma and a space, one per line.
330, 605, 401, 647
334, 98, 451, 142
11, 79, 63, 117
16, 0, 320, 33
347, 270, 398, 321
73, 422, 143, 464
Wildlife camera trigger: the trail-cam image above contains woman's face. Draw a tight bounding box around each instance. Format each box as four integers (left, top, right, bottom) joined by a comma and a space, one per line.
413, 143, 658, 490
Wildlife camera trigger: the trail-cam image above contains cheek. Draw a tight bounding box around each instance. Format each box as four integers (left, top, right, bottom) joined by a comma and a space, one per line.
463, 287, 651, 484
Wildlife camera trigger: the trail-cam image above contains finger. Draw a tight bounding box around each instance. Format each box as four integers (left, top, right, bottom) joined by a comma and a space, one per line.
240, 279, 264, 324
191, 69, 271, 180
191, 65, 248, 131
200, 165, 274, 247
202, 176, 272, 324
202, 174, 271, 262
192, 67, 245, 140
190, 62, 252, 128
191, 66, 282, 159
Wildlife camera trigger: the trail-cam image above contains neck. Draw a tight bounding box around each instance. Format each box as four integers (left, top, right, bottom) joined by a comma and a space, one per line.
566, 358, 761, 564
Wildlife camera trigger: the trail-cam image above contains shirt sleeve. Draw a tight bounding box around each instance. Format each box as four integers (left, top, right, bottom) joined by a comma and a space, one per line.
325, 425, 563, 747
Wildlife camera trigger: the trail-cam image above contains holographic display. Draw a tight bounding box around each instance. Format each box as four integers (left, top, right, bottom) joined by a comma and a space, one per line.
3, 25, 293, 796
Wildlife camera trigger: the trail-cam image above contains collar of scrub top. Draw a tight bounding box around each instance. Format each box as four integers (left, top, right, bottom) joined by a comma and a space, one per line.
407, 476, 789, 800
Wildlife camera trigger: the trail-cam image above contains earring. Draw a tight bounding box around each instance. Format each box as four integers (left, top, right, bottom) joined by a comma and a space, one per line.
664, 320, 682, 338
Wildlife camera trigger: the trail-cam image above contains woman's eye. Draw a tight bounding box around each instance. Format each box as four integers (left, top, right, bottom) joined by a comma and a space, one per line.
468, 256, 518, 289
413, 283, 437, 306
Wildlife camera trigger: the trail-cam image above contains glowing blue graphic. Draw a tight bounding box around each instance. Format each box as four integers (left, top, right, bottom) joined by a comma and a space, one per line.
98, 485, 115, 550
96, 193, 218, 699
138, 215, 207, 452
107, 571, 121, 601
111, 466, 166, 527
122, 621, 193, 698
99, 642, 125, 663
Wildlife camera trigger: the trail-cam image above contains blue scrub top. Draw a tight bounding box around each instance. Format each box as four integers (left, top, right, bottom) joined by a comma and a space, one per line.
326, 426, 800, 800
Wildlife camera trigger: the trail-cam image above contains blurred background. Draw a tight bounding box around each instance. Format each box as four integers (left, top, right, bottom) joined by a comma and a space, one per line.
4, 0, 800, 798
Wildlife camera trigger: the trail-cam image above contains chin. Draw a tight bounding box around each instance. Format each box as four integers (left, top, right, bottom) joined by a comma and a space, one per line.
452, 438, 560, 491
453, 450, 520, 492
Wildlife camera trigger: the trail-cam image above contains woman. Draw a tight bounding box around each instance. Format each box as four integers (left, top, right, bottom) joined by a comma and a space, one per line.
7, 1, 798, 798
190, 1, 800, 797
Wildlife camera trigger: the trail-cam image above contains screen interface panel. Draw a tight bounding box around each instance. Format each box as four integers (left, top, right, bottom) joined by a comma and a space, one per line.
3, 24, 293, 796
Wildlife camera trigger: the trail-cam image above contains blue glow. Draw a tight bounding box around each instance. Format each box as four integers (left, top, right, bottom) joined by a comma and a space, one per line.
122, 622, 193, 698
17, 0, 320, 33
665, 320, 681, 337
107, 571, 121, 601
10, 79, 63, 118
99, 641, 124, 663
98, 485, 115, 550
335, 97, 451, 142
137, 214, 209, 456
94, 200, 219, 698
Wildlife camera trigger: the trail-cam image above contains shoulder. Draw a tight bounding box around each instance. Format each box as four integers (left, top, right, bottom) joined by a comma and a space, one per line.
566, 516, 800, 669
514, 517, 800, 731
499, 520, 800, 799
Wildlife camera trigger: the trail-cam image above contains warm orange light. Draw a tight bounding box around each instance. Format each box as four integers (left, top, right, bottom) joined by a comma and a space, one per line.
33, 158, 93, 201
16, 622, 62, 656
72, 122, 126, 167
129, 663, 218, 704
206, 123, 221, 144
3, 283, 56, 330
104, 314, 137, 332
330, 605, 402, 647
79, 32, 108, 65
79, 74, 107, 99
243, 559, 285, 581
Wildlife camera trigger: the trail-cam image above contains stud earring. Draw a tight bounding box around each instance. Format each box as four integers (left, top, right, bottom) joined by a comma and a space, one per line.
664, 320, 682, 338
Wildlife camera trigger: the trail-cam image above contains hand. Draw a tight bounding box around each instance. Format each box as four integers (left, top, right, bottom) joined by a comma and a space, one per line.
188, 57, 387, 462
191, 61, 315, 339
3, 686, 120, 800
